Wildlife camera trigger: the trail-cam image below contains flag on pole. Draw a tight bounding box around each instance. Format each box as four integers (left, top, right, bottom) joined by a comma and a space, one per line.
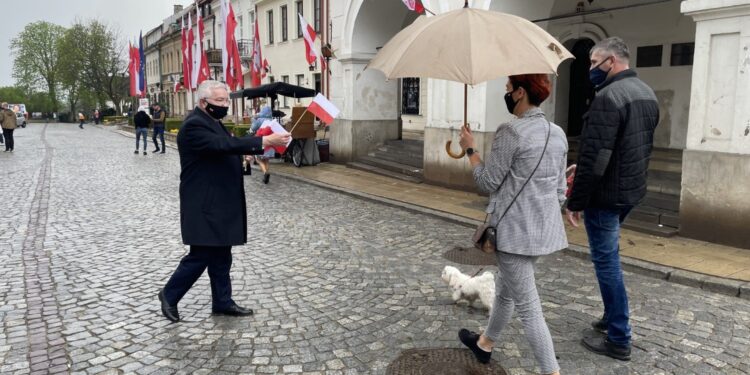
174, 81, 183, 92
128, 41, 136, 97
138, 31, 146, 97
221, 0, 244, 90
192, 3, 210, 88
181, 16, 192, 91
402, 0, 425, 14
262, 58, 270, 78
307, 93, 340, 125
250, 20, 263, 87
298, 13, 319, 67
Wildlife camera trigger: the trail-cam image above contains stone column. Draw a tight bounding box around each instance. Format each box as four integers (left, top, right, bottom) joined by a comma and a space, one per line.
680, 0, 750, 249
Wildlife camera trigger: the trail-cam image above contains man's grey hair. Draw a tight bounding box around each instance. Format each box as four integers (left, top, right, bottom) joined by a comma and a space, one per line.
195, 80, 229, 104
0, 102, 7, 109
590, 37, 630, 62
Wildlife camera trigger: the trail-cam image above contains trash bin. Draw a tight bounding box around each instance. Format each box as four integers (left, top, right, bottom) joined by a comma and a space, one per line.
316, 139, 330, 163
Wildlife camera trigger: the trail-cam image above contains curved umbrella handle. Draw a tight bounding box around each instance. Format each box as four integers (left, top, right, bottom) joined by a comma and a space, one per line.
445, 140, 465, 159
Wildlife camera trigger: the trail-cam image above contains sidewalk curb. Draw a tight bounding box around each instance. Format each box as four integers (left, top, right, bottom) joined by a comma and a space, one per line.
565, 244, 748, 299
105, 126, 750, 299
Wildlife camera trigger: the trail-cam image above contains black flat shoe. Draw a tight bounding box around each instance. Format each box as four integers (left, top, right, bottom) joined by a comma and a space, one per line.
581, 336, 631, 361
458, 328, 491, 364
158, 289, 180, 322
213, 304, 254, 317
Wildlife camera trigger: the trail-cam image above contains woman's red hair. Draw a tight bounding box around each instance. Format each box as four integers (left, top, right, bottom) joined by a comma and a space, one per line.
509, 74, 551, 106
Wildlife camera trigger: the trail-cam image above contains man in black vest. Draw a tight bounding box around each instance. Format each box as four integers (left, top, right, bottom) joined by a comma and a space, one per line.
158, 80, 290, 322
566, 37, 659, 361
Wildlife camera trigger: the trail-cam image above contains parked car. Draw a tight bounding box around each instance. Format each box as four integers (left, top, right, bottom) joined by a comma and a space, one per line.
15, 111, 26, 128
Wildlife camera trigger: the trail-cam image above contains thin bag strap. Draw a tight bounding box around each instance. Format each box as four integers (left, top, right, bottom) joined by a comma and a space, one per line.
495, 119, 551, 224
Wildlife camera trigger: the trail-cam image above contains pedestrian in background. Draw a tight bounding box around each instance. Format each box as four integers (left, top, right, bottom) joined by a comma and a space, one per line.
78, 112, 85, 129
565, 37, 659, 361
152, 103, 167, 154
158, 80, 290, 322
456, 74, 567, 375
133, 106, 151, 155
250, 104, 274, 184
0, 102, 17, 152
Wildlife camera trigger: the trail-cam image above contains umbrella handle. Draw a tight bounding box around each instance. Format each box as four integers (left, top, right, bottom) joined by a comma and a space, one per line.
445, 140, 465, 159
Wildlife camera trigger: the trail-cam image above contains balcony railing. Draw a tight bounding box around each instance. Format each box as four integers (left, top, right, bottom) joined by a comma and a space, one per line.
238, 39, 252, 59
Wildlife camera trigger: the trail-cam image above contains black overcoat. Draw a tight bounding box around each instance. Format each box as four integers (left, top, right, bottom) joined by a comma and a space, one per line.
177, 107, 264, 246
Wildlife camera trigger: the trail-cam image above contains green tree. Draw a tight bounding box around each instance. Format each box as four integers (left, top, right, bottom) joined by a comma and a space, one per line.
10, 21, 65, 112
58, 23, 88, 119
0, 86, 27, 104
79, 20, 128, 114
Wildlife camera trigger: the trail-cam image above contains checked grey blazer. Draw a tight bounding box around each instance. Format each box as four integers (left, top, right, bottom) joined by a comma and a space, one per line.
473, 107, 569, 257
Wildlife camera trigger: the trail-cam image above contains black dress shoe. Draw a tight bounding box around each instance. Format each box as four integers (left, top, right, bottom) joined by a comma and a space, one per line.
158, 289, 180, 322
263, 173, 270, 184
592, 317, 607, 334
581, 336, 631, 361
160, 150, 165, 154
458, 329, 491, 364
213, 304, 254, 316
153, 148, 160, 153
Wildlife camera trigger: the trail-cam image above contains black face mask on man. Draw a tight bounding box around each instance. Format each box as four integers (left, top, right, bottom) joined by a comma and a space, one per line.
504, 87, 520, 115
205, 101, 229, 119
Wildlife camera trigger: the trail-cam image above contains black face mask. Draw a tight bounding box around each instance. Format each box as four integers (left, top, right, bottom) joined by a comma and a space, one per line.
504, 89, 519, 115
205, 102, 229, 119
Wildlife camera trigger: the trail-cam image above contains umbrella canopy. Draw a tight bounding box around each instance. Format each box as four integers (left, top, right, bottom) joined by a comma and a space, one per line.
366, 8, 573, 85
230, 82, 317, 100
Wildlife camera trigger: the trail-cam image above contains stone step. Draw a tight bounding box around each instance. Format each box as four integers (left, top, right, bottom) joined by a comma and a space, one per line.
642, 191, 681, 212
401, 130, 425, 141
346, 162, 424, 184
355, 156, 424, 177
630, 205, 681, 227
384, 138, 425, 150
622, 219, 679, 237
369, 150, 424, 169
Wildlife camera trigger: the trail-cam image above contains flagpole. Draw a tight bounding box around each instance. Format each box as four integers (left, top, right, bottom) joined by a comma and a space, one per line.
287, 107, 310, 135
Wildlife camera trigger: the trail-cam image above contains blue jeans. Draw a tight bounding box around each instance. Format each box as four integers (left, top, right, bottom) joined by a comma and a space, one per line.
584, 206, 633, 346
135, 128, 148, 150
152, 126, 165, 150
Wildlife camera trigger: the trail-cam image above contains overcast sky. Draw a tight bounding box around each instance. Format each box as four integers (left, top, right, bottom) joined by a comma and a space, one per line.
1, 0, 193, 88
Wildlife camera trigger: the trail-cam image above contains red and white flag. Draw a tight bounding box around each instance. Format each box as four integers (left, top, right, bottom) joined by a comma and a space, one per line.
307, 93, 339, 125
181, 16, 192, 91
221, 0, 243, 90
250, 20, 263, 87
192, 3, 210, 88
402, 0, 425, 13
174, 80, 183, 92
298, 13, 319, 67
128, 42, 136, 97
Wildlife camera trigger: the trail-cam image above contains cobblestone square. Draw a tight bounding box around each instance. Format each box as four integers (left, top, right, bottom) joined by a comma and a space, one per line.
1, 124, 749, 374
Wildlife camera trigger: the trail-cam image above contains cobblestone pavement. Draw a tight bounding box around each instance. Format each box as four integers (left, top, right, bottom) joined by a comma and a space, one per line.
1, 123, 749, 375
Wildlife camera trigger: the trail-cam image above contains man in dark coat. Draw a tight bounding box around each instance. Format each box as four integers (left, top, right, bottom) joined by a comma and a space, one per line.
565, 37, 659, 361
159, 80, 290, 322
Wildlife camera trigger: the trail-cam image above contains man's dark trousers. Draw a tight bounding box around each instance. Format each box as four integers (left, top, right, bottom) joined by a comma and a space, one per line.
153, 126, 165, 151
162, 246, 234, 310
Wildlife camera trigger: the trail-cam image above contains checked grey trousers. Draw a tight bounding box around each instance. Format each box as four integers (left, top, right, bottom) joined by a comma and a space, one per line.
485, 251, 559, 374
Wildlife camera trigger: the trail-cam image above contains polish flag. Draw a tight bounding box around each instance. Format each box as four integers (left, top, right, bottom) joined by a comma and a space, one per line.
181, 16, 192, 91
250, 20, 263, 87
402, 0, 425, 14
298, 13, 319, 67
307, 93, 340, 125
221, 0, 243, 90
192, 3, 210, 88
128, 42, 136, 97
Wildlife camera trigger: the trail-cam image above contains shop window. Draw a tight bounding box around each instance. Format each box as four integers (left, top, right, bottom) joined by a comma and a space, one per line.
636, 45, 662, 68
671, 42, 694, 66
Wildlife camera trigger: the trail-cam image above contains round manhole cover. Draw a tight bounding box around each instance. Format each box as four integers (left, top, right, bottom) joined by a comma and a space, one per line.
443, 246, 497, 266
386, 348, 507, 375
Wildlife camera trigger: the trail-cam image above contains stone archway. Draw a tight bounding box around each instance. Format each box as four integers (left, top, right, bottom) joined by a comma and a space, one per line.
330, 0, 418, 162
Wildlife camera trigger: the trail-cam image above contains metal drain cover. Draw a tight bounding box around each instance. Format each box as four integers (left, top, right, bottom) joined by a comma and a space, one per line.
386, 348, 507, 375
443, 246, 497, 266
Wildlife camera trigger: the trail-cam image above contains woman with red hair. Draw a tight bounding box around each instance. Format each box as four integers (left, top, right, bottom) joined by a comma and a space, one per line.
457, 74, 569, 375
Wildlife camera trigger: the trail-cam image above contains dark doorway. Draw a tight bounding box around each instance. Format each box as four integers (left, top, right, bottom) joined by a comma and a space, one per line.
567, 38, 596, 137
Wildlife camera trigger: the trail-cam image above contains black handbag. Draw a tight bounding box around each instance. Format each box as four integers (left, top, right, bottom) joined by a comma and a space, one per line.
473, 120, 551, 254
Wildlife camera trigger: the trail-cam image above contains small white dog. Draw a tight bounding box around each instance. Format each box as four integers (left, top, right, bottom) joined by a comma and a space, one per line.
441, 266, 495, 313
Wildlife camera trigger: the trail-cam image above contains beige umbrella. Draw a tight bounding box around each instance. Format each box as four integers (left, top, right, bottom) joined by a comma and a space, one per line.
366, 2, 574, 158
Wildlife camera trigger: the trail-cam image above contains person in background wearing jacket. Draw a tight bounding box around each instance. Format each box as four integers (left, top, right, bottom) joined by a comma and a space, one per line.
133, 106, 151, 155
565, 37, 659, 361
158, 81, 290, 322
0, 103, 17, 152
249, 104, 274, 184
152, 103, 167, 154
